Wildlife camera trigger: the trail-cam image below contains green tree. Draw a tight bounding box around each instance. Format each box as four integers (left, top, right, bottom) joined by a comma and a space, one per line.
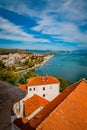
19, 71, 36, 84
57, 77, 71, 92
0, 69, 19, 85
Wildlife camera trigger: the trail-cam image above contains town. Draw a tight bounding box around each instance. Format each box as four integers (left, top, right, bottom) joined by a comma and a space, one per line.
0, 49, 52, 72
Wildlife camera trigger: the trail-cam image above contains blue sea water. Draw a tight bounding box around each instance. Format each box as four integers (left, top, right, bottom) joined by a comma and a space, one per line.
34, 53, 87, 82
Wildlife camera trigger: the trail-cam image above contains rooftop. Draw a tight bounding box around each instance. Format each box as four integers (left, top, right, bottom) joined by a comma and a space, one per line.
24, 94, 49, 116
0, 80, 27, 110
19, 84, 27, 90
27, 76, 59, 86
13, 78, 87, 130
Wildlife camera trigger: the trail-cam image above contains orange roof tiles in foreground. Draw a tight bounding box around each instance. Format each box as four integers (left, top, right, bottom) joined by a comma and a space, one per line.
27, 76, 59, 86
13, 78, 87, 130
24, 94, 49, 116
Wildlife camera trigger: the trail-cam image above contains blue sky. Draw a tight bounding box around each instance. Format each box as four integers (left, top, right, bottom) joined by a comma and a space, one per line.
0, 0, 87, 51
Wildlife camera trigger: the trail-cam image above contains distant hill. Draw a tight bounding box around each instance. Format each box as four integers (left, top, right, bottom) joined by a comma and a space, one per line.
0, 48, 26, 55
24, 49, 67, 54
71, 49, 87, 54
25, 49, 87, 54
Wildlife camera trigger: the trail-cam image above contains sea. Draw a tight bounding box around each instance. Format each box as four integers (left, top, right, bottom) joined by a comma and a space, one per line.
26, 50, 87, 83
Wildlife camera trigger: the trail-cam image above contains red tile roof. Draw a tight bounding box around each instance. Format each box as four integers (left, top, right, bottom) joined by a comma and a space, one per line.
19, 76, 59, 90
27, 76, 59, 86
14, 78, 87, 130
36, 78, 87, 130
19, 84, 27, 90
24, 94, 49, 116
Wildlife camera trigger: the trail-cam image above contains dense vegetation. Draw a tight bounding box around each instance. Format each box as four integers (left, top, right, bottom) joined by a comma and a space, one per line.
0, 60, 36, 85
58, 77, 71, 92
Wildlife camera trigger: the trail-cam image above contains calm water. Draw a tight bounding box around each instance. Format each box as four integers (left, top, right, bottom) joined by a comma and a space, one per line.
35, 53, 87, 82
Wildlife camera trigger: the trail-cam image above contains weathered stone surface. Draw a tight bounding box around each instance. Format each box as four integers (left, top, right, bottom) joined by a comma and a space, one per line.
0, 80, 27, 130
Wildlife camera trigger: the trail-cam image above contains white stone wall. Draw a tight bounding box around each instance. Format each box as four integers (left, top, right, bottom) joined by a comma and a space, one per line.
27, 83, 60, 101
13, 83, 60, 118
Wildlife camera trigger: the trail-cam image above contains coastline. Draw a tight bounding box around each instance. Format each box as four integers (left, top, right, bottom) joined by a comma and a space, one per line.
15, 54, 54, 74
39, 54, 54, 66
24, 54, 54, 71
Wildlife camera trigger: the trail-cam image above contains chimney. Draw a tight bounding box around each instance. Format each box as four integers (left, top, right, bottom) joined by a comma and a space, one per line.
42, 76, 44, 82
0, 80, 27, 130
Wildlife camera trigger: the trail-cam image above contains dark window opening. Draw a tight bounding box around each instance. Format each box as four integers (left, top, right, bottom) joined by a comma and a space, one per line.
33, 88, 35, 91
29, 88, 32, 91
43, 87, 45, 90
43, 94, 45, 97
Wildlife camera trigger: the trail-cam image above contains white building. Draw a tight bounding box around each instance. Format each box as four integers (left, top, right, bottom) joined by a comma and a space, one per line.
26, 76, 60, 101
13, 76, 60, 119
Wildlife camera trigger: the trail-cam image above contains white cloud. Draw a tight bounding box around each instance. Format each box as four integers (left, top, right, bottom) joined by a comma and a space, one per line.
0, 0, 86, 22
31, 0, 87, 44
0, 16, 49, 42
32, 16, 87, 44
0, 0, 87, 49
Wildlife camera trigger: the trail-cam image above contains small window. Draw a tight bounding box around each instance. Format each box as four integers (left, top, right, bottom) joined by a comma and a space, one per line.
43, 87, 45, 90
33, 88, 35, 91
43, 94, 45, 97
29, 88, 32, 91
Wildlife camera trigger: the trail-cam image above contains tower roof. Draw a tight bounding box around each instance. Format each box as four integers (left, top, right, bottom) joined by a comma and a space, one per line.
0, 80, 27, 110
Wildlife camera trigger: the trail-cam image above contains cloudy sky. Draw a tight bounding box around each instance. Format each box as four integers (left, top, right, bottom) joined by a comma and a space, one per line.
0, 0, 87, 50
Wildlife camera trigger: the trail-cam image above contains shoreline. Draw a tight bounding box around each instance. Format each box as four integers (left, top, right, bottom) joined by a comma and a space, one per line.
39, 54, 54, 66
15, 54, 54, 74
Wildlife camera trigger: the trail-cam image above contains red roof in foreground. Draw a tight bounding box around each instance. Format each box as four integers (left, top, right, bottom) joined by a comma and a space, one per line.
27, 76, 59, 86
24, 94, 49, 116
14, 78, 87, 130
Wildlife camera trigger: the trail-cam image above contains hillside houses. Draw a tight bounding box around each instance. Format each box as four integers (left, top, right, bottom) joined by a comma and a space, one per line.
0, 53, 28, 66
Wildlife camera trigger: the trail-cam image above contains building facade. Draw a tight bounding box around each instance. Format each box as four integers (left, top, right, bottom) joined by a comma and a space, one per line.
25, 76, 60, 101
13, 76, 60, 119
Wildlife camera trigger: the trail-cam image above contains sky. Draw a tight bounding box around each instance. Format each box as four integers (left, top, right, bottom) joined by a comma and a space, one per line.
0, 0, 87, 51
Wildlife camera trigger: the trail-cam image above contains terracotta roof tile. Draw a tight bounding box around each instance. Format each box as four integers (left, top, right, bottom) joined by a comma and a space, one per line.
19, 84, 27, 90
24, 94, 49, 116
36, 79, 87, 130
27, 76, 59, 86
14, 79, 87, 130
